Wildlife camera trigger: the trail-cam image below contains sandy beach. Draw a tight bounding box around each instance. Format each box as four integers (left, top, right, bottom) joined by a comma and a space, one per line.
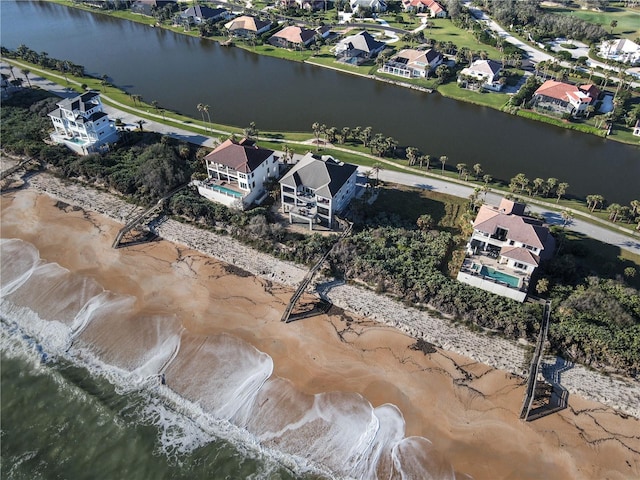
1, 169, 639, 479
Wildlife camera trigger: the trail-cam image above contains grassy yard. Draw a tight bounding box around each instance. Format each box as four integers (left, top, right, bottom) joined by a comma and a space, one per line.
437, 82, 510, 110
370, 183, 467, 227
546, 5, 640, 40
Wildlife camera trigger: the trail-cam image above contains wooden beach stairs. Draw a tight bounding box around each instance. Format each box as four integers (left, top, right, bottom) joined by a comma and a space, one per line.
0, 156, 39, 181
519, 299, 552, 421
281, 220, 352, 323
112, 183, 189, 249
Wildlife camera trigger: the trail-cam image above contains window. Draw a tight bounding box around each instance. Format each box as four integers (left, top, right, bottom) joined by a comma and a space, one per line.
514, 262, 527, 270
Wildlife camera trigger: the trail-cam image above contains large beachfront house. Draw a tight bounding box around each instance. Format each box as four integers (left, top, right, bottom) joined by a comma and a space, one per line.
457, 199, 555, 302
335, 31, 386, 65
197, 138, 279, 209
47, 91, 119, 155
381, 48, 443, 78
269, 25, 317, 48
531, 80, 600, 118
279, 153, 358, 230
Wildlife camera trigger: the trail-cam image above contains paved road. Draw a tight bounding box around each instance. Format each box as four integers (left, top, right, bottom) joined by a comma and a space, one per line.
361, 167, 640, 256
3, 61, 638, 255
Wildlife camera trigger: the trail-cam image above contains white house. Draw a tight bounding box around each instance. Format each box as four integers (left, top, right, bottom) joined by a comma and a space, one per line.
350, 0, 387, 13
457, 199, 555, 302
197, 138, 279, 209
47, 91, 119, 154
599, 38, 640, 65
279, 153, 358, 230
381, 48, 443, 78
458, 59, 503, 91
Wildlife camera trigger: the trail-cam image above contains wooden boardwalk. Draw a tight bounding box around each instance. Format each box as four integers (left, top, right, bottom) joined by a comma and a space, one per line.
0, 156, 39, 181
112, 183, 189, 249
281, 221, 352, 323
519, 299, 552, 421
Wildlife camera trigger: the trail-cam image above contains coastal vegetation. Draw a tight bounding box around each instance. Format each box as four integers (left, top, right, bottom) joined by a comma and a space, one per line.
2, 88, 639, 376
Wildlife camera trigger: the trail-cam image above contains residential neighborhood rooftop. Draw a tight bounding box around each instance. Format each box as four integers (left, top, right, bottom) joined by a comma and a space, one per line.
204, 138, 275, 173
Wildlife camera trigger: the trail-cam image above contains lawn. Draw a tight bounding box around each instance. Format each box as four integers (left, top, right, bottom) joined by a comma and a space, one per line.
547, 6, 640, 40
425, 18, 505, 59
437, 82, 511, 110
365, 183, 467, 227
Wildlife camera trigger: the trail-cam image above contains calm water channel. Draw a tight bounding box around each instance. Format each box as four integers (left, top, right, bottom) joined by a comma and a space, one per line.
1, 0, 638, 204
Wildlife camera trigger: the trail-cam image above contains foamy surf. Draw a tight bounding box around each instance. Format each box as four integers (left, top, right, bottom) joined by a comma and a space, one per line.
1, 238, 456, 479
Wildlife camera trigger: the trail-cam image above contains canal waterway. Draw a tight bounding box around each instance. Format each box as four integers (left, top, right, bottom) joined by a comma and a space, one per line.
1, 0, 638, 204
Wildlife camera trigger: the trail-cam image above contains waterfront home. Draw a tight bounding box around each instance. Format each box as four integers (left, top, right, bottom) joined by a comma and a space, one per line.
381, 48, 442, 78
178, 5, 228, 25
280, 0, 326, 10
269, 26, 317, 48
402, 0, 446, 17
47, 91, 119, 155
280, 153, 358, 230
599, 38, 640, 65
457, 59, 503, 91
531, 80, 599, 118
335, 31, 386, 65
350, 0, 387, 13
197, 138, 279, 210
131, 0, 176, 17
224, 15, 272, 38
457, 199, 555, 302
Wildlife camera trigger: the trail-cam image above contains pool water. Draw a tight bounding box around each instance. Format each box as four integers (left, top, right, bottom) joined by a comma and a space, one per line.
480, 266, 520, 288
210, 184, 242, 198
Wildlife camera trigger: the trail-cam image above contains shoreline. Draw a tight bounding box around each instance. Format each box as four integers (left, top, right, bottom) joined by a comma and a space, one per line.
15, 168, 640, 420
3, 166, 640, 479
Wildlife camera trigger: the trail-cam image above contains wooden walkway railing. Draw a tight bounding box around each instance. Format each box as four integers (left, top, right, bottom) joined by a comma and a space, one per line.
112, 183, 189, 249
520, 299, 552, 420
281, 220, 352, 323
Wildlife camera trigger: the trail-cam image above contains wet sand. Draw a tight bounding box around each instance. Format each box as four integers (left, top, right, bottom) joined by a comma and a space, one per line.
1, 181, 639, 479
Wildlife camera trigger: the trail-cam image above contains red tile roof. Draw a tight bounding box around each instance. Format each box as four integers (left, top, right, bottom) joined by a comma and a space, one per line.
204, 138, 274, 173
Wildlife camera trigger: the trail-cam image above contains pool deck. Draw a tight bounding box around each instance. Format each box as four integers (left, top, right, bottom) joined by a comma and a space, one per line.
460, 254, 530, 292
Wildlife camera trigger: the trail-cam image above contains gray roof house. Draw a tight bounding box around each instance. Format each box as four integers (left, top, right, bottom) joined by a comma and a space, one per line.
280, 153, 358, 230
178, 5, 228, 25
335, 31, 386, 65
457, 199, 555, 302
48, 91, 119, 155
350, 0, 387, 12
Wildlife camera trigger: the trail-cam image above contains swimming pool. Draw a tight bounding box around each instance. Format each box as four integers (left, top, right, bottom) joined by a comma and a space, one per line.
480, 266, 521, 288
209, 184, 242, 198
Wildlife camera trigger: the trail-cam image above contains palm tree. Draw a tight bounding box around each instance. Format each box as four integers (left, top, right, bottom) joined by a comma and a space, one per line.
439, 155, 448, 173
203, 104, 212, 133
371, 162, 383, 186
607, 203, 622, 222
406, 146, 419, 166
132, 94, 142, 106
561, 209, 573, 228
101, 74, 109, 91
8, 65, 16, 81
311, 122, 321, 150
591, 194, 605, 212
197, 103, 206, 128
610, 20, 618, 35
630, 200, 640, 217
151, 100, 159, 112
456, 163, 467, 179
482, 174, 492, 186
361, 127, 372, 148
21, 68, 32, 88
556, 182, 569, 203
473, 163, 482, 179
135, 119, 146, 132
545, 177, 558, 198
341, 127, 350, 144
